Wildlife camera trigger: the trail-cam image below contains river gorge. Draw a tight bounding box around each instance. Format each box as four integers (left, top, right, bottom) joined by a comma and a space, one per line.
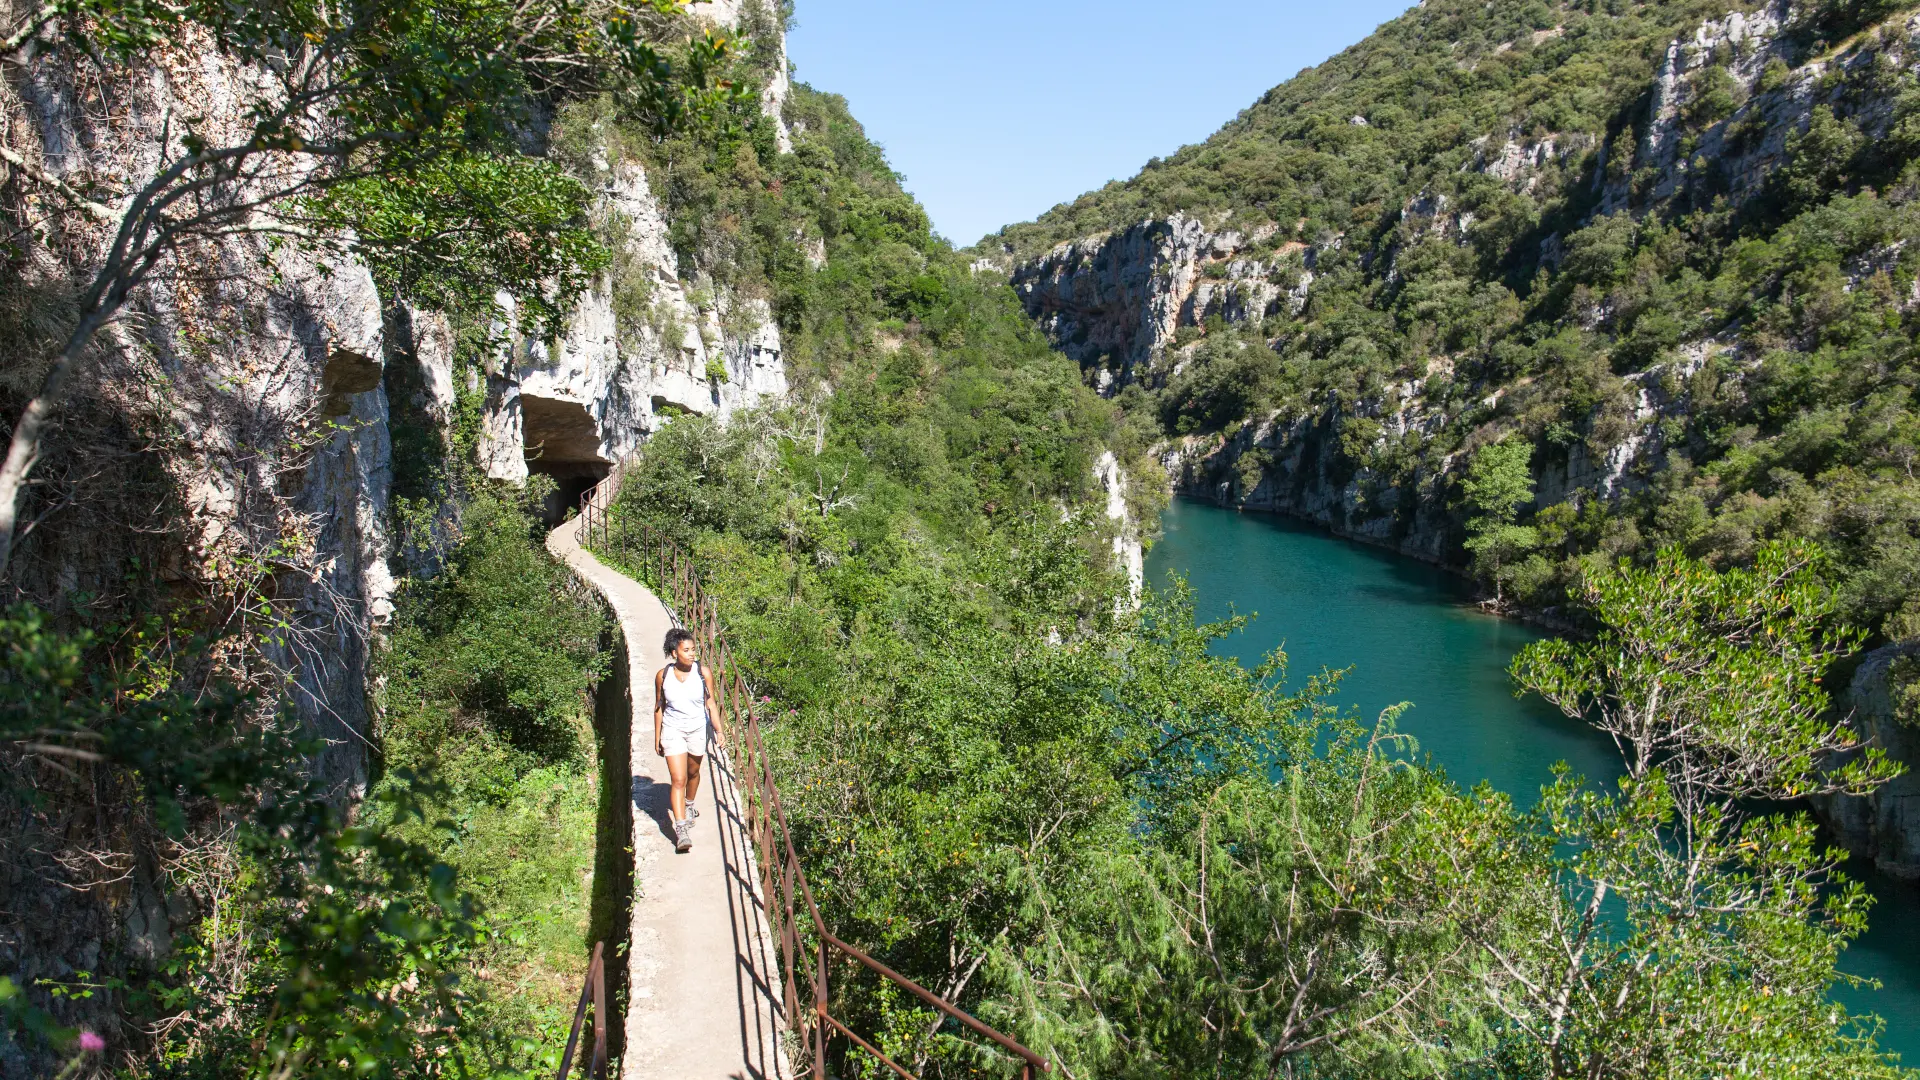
1148, 498, 1920, 1061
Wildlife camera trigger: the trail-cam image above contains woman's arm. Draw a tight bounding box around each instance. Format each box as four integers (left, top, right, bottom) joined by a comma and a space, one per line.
653, 668, 666, 756
704, 666, 726, 749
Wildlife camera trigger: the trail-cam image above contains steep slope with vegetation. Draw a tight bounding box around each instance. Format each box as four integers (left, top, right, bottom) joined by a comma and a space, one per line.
589, 29, 1914, 1077
991, 0, 1920, 629
984, 0, 1920, 877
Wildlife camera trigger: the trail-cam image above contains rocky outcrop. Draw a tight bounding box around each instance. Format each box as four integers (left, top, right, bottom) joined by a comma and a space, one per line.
0, 31, 403, 1059
696, 0, 794, 153
1814, 644, 1920, 880
7, 33, 398, 795
1160, 403, 1461, 563
1157, 332, 1731, 566
242, 252, 396, 792
1094, 451, 1144, 600
1602, 4, 1791, 213
1594, 4, 1920, 215
1010, 214, 1289, 393
474, 161, 789, 485
474, 0, 794, 487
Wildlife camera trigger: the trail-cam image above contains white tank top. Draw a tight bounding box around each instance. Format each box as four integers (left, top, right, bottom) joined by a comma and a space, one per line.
661, 661, 708, 731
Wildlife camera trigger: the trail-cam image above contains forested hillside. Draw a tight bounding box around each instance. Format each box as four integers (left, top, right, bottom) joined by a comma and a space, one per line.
990, 0, 1920, 638
984, 0, 1920, 879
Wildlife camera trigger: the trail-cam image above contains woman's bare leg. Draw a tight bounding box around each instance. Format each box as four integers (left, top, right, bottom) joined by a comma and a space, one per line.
667, 753, 691, 821
684, 753, 705, 810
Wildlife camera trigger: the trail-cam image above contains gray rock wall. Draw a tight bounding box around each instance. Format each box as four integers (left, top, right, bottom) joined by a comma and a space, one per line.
1094, 450, 1144, 600
476, 161, 790, 483
0, 29, 401, 1057
472, 1, 793, 485
1595, 5, 1920, 216
1815, 644, 1920, 880
1159, 408, 1462, 563
8, 29, 399, 796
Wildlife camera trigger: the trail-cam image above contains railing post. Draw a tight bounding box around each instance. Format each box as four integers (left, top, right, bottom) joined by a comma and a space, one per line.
555, 942, 606, 1080
785, 855, 802, 1034
590, 942, 609, 1080
815, 941, 829, 1080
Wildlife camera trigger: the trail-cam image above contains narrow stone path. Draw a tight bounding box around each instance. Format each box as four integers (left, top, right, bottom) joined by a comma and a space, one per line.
548, 515, 789, 1080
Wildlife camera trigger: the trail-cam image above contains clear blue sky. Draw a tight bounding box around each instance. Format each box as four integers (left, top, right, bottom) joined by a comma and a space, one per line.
784, 0, 1416, 247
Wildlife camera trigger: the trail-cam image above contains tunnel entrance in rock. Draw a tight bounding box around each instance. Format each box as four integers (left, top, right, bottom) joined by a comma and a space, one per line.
534, 464, 610, 526
521, 394, 610, 524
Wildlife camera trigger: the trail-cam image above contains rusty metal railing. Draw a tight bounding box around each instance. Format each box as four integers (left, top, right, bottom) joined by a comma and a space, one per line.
554, 941, 609, 1080
576, 472, 1049, 1080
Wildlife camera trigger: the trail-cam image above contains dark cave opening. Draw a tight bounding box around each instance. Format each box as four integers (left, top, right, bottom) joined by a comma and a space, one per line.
520, 394, 611, 524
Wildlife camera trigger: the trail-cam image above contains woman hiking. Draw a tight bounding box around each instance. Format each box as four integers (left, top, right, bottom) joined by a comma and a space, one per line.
655, 627, 725, 853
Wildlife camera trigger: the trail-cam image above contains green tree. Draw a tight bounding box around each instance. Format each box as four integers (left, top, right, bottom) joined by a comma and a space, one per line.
0, 607, 492, 1078
380, 489, 608, 767
1004, 713, 1487, 1080
1452, 769, 1900, 1080
1511, 540, 1899, 816
363, 487, 611, 1074
1502, 539, 1908, 1076
1778, 105, 1865, 214
1461, 439, 1539, 602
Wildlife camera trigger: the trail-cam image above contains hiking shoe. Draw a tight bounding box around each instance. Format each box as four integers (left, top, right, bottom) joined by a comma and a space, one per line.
687, 806, 700, 821
673, 819, 692, 853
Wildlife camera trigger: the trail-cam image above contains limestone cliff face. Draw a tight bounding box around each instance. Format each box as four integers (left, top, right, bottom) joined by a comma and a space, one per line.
8, 29, 398, 797
1156, 338, 1715, 562
473, 0, 793, 487
1591, 4, 1920, 218
9, 0, 798, 784
1011, 209, 1469, 558
1011, 215, 1266, 392
475, 160, 790, 485
1159, 408, 1461, 563
0, 30, 402, 1054
1094, 451, 1144, 600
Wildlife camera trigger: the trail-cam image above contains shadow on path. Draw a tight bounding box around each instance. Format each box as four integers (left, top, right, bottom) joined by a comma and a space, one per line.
548, 514, 791, 1079
632, 774, 678, 845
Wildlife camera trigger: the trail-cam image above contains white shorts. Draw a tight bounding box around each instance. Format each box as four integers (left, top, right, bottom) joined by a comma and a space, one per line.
660, 722, 709, 758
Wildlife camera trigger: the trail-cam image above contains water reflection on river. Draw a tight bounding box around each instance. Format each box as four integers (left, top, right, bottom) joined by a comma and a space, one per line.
1146, 498, 1920, 1062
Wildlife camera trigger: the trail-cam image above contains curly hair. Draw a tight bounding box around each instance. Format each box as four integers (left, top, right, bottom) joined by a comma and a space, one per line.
663, 627, 696, 658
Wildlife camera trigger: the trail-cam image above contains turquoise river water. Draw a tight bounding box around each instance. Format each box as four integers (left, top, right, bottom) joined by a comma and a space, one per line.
1147, 497, 1920, 1062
